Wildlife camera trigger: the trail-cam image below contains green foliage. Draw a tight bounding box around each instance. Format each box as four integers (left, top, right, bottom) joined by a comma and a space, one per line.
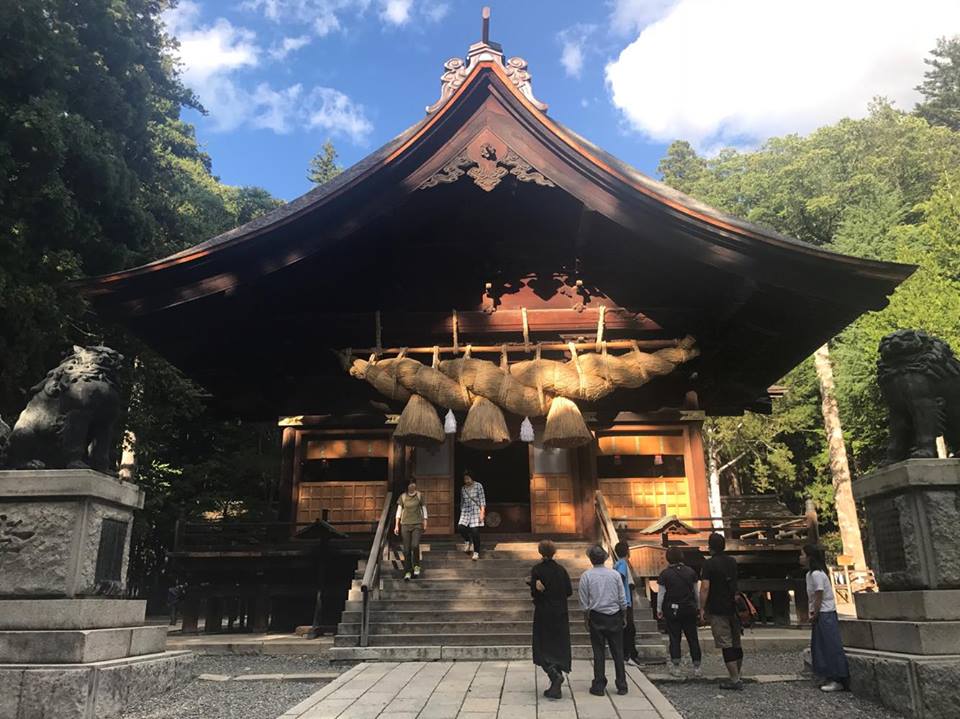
661, 99, 960, 525
307, 139, 342, 184
916, 36, 960, 131
0, 1, 284, 598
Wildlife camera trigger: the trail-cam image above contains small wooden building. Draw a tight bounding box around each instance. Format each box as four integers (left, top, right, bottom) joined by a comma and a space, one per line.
84, 16, 912, 550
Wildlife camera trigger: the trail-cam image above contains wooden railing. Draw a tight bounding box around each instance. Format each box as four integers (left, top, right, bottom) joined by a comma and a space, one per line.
608, 514, 817, 545
172, 518, 360, 552
360, 491, 394, 648
595, 491, 636, 589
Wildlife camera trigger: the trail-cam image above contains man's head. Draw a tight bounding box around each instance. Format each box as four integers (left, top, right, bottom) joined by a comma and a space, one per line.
463, 470, 474, 486
538, 539, 556, 559
587, 544, 608, 566
665, 546, 684, 564
708, 532, 726, 554
614, 540, 630, 560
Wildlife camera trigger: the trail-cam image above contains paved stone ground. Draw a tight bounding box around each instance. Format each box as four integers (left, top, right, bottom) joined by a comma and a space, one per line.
279, 660, 680, 719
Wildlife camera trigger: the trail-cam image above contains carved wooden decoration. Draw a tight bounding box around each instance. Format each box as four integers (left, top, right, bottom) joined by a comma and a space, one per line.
503, 58, 548, 112
419, 134, 555, 193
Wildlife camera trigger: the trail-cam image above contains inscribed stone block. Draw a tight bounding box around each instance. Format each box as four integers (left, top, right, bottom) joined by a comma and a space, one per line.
18, 667, 91, 719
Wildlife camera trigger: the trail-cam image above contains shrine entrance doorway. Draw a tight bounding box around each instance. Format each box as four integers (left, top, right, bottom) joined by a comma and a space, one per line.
455, 443, 531, 533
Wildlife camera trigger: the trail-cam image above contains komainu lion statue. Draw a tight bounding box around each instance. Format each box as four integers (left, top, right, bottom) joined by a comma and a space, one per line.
878, 329, 960, 464
5, 345, 124, 472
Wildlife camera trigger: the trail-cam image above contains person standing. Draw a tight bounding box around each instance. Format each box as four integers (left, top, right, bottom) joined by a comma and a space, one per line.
457, 470, 485, 560
394, 481, 428, 580
657, 547, 702, 676
802, 544, 849, 692
613, 541, 641, 664
699, 532, 743, 690
578, 544, 628, 696
530, 539, 573, 700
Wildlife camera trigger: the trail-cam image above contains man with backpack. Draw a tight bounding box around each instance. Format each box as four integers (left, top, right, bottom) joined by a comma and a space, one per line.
395, 481, 428, 580
699, 532, 744, 690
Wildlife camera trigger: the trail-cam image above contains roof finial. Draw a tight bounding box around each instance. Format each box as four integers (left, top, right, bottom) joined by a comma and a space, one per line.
481, 7, 490, 44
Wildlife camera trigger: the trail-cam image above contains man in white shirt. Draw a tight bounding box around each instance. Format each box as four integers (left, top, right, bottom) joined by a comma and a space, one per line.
578, 545, 628, 696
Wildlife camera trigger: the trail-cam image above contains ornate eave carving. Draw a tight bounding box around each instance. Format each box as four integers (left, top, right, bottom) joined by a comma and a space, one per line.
419, 133, 555, 193
425, 11, 548, 115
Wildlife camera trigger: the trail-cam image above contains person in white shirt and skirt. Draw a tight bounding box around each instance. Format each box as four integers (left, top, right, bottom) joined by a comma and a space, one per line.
457, 470, 485, 560
802, 544, 849, 692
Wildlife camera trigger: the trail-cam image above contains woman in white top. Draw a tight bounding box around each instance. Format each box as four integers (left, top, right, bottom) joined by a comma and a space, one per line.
801, 544, 849, 692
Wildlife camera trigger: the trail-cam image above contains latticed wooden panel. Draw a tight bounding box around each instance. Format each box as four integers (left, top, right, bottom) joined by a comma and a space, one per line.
297, 481, 387, 532
412, 476, 454, 535
599, 478, 692, 529
532, 474, 576, 534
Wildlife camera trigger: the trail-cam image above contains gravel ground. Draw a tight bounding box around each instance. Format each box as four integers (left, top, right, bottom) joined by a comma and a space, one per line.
119, 656, 346, 719
653, 651, 902, 719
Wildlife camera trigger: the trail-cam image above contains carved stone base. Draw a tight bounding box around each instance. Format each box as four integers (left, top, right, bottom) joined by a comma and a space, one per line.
0, 470, 145, 597
852, 460, 960, 591
0, 651, 194, 719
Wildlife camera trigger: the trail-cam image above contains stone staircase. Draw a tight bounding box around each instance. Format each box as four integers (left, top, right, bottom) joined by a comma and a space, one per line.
330, 540, 667, 662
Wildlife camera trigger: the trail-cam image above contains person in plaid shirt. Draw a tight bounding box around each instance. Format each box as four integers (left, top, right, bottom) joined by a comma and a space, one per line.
457, 470, 486, 560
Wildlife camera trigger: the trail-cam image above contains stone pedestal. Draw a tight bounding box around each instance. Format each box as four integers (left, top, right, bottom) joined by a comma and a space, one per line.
0, 470, 193, 719
840, 460, 960, 719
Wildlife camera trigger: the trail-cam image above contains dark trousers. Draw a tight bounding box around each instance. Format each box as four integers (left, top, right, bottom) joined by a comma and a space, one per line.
457, 524, 482, 554
589, 610, 627, 690
665, 611, 702, 663
400, 525, 422, 573
623, 605, 638, 660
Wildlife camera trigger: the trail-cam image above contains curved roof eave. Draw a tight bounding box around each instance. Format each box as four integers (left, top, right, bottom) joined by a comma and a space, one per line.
82, 59, 915, 294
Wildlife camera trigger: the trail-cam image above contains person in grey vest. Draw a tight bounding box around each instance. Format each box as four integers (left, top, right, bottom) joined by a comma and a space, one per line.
578, 544, 628, 696
394, 481, 428, 580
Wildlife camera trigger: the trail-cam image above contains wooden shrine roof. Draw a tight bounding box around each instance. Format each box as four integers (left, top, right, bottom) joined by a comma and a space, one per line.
79, 16, 914, 420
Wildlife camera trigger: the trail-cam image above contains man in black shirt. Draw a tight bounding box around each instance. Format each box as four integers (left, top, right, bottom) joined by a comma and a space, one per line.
699, 532, 743, 690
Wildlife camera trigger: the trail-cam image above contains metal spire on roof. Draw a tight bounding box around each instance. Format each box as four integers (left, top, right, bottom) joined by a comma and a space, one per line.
425, 7, 548, 115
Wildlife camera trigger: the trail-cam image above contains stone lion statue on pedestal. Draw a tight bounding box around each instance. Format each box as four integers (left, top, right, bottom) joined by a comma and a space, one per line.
5, 345, 124, 472
878, 329, 960, 464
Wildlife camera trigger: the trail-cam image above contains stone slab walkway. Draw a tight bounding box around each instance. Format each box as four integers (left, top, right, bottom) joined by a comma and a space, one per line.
277, 660, 682, 719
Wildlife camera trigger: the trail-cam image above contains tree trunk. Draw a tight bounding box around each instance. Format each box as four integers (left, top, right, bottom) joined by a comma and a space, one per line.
813, 343, 866, 569
704, 423, 724, 529
119, 357, 143, 482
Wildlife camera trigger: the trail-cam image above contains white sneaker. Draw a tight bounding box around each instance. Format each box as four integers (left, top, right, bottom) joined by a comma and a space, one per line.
463, 542, 472, 554
692, 665, 703, 678
413, 566, 421, 578
472, 552, 480, 561
669, 664, 683, 677
820, 681, 845, 692
403, 572, 411, 581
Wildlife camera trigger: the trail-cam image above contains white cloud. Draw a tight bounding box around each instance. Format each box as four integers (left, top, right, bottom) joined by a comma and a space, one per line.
422, 2, 449, 23
605, 0, 960, 150
607, 0, 679, 36
380, 0, 413, 25
163, 4, 373, 141
269, 34, 312, 60
558, 24, 597, 80
304, 87, 374, 141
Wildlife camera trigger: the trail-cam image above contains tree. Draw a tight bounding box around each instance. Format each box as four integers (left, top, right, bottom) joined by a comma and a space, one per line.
307, 140, 342, 184
813, 343, 866, 568
916, 36, 960, 131
657, 100, 960, 546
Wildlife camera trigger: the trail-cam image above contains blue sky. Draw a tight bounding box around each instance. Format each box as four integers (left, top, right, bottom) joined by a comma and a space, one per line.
165, 1, 960, 202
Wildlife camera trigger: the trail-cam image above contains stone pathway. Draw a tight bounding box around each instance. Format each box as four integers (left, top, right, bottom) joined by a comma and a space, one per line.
277, 660, 681, 718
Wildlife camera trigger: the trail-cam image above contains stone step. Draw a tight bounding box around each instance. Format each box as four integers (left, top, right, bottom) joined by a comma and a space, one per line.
327, 643, 668, 662
341, 609, 656, 626
374, 566, 592, 580
348, 598, 586, 611
336, 620, 662, 636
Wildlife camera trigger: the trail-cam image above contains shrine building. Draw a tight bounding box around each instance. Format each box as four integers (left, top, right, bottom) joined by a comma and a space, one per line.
83, 16, 912, 551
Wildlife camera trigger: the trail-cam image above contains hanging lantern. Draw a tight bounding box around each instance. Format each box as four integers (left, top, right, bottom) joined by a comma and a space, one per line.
520, 416, 535, 443
654, 436, 665, 465
444, 409, 458, 434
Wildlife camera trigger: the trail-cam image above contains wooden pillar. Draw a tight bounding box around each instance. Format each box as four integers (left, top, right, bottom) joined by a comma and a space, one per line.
685, 422, 711, 519
203, 597, 223, 634
251, 585, 270, 633
576, 441, 599, 539
278, 427, 297, 522
772, 590, 791, 626
181, 595, 200, 634
795, 581, 810, 624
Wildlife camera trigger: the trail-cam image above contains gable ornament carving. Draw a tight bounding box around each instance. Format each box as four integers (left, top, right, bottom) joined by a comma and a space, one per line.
419, 139, 555, 193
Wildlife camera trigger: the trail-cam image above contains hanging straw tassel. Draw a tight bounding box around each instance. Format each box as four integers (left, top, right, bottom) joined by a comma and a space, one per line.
444, 409, 458, 434
520, 416, 535, 443
460, 396, 511, 450
394, 394, 445, 447
543, 396, 592, 449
